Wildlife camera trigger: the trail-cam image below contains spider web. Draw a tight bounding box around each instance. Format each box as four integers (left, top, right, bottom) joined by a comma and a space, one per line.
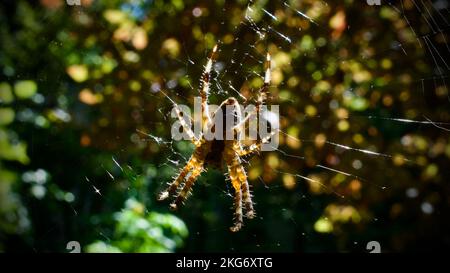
118, 0, 450, 252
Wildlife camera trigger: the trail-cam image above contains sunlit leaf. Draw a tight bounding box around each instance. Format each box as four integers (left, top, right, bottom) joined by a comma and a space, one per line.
132, 27, 148, 50
85, 242, 122, 253
161, 38, 180, 58
67, 65, 89, 82
78, 89, 103, 105
299, 35, 314, 52
0, 108, 15, 125
103, 9, 128, 24
0, 130, 29, 164
347, 97, 369, 111
0, 82, 14, 103
14, 80, 37, 99
282, 174, 296, 189
314, 217, 333, 233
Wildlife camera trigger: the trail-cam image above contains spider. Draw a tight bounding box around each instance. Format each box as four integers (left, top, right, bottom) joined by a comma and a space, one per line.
158, 44, 274, 232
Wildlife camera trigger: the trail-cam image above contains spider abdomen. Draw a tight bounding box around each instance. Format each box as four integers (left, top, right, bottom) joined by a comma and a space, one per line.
205, 139, 226, 169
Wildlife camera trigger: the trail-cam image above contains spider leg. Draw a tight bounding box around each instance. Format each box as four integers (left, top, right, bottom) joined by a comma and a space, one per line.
170, 161, 204, 210
173, 104, 201, 146
235, 52, 274, 156
259, 52, 271, 108
225, 147, 254, 232
238, 130, 278, 156
233, 52, 271, 133
230, 184, 243, 233
241, 172, 255, 219
230, 153, 255, 219
200, 44, 218, 131
158, 154, 199, 201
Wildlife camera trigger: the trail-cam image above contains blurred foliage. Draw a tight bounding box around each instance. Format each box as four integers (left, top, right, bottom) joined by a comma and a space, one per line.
86, 198, 187, 253
0, 0, 449, 252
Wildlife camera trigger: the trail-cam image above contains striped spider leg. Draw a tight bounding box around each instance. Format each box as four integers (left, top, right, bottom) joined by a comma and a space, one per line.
157, 45, 218, 207
234, 52, 274, 157
226, 52, 272, 231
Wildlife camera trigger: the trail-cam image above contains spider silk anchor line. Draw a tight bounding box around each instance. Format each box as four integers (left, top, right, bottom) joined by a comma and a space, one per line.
159, 44, 279, 232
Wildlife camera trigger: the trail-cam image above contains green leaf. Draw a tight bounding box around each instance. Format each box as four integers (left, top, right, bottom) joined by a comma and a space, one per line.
0, 83, 14, 104
67, 65, 89, 82
0, 108, 15, 125
14, 80, 37, 99
349, 97, 369, 111
103, 9, 128, 24
0, 169, 17, 185
300, 35, 314, 52
0, 130, 30, 164
85, 241, 122, 253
